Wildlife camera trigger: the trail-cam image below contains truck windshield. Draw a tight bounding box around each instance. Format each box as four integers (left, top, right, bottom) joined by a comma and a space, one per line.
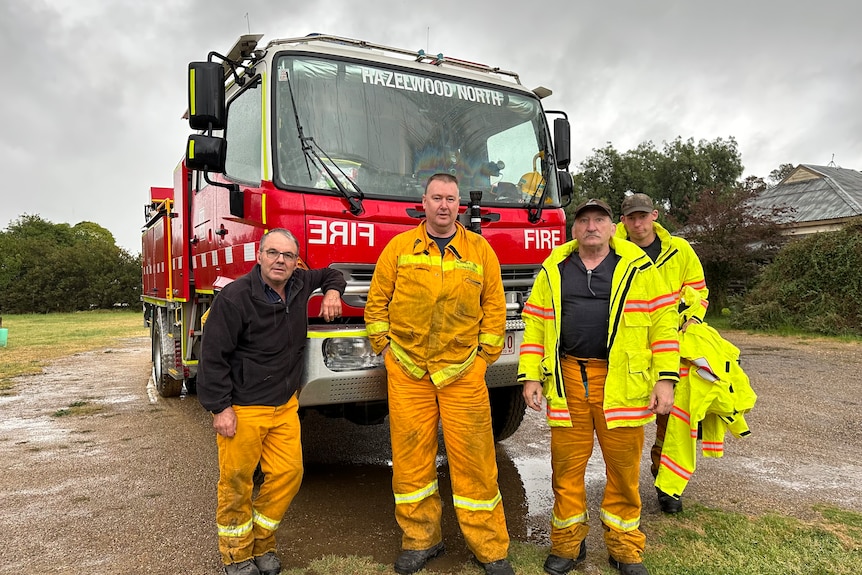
273, 54, 560, 206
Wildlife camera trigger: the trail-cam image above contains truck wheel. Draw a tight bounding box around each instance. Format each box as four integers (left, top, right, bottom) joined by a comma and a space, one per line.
489, 386, 526, 442
153, 314, 183, 398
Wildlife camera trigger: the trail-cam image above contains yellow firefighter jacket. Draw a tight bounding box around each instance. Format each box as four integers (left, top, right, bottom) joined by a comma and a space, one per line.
365, 221, 506, 388
615, 221, 709, 325
517, 237, 680, 428
655, 320, 757, 497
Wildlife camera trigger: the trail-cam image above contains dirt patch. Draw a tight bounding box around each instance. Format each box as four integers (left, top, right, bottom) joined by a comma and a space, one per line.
0, 331, 860, 574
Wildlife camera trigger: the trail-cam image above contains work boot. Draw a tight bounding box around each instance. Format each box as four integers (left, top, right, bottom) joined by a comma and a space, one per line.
224, 559, 260, 575
656, 487, 683, 514
543, 540, 587, 575
608, 556, 650, 575
394, 542, 445, 575
253, 551, 281, 575
477, 558, 515, 575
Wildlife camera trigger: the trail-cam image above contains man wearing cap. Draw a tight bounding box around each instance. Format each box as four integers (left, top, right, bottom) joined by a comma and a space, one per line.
519, 199, 680, 575
617, 193, 710, 514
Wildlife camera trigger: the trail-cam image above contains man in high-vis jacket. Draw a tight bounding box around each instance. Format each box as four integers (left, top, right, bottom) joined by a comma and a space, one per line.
617, 193, 709, 514
198, 228, 346, 575
364, 173, 514, 575
520, 199, 680, 575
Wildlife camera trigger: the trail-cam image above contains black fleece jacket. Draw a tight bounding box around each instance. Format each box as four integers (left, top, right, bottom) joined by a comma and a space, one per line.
197, 264, 346, 413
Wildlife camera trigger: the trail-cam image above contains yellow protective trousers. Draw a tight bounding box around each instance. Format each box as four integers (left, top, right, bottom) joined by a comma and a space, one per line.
549, 357, 646, 564
215, 397, 303, 565
386, 352, 509, 564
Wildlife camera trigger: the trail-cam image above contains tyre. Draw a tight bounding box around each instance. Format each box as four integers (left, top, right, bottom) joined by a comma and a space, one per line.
152, 311, 183, 398
489, 386, 526, 442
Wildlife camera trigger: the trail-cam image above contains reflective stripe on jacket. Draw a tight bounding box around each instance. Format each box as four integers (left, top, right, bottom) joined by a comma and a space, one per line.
518, 237, 680, 428
365, 221, 506, 388
615, 221, 709, 324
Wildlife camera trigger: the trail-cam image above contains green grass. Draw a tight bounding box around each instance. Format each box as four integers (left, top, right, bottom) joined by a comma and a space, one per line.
0, 309, 147, 390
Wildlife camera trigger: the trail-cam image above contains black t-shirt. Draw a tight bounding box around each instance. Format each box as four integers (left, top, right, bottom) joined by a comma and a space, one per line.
559, 250, 621, 359
428, 231, 456, 254
642, 235, 662, 263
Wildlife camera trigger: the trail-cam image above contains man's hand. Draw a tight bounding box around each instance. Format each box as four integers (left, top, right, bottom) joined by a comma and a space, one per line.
648, 379, 675, 415
523, 380, 543, 412
213, 406, 237, 438
319, 289, 343, 322
680, 317, 699, 333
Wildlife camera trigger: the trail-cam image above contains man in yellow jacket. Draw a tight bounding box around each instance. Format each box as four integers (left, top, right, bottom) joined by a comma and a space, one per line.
365, 173, 513, 575
520, 199, 680, 575
616, 193, 709, 514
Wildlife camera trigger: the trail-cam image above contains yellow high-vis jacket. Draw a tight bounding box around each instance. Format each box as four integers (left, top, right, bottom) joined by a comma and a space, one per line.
365, 221, 506, 388
615, 221, 709, 325
656, 322, 757, 497
518, 237, 680, 428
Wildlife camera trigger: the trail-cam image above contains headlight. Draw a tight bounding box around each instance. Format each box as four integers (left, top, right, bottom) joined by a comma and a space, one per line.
321, 337, 385, 371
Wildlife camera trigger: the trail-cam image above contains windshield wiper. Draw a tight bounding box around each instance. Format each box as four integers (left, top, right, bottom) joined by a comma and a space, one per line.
283, 68, 364, 216
526, 151, 551, 224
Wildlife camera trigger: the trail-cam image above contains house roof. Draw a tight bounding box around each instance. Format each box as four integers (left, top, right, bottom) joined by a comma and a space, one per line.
752, 164, 862, 223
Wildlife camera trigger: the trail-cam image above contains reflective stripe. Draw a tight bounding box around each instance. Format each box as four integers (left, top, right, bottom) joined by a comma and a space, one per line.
430, 348, 477, 387
479, 332, 504, 347
453, 490, 501, 512
394, 479, 439, 505
604, 406, 652, 424
217, 518, 253, 538
552, 510, 588, 529
252, 508, 281, 531
443, 259, 483, 275
600, 508, 640, 532
519, 343, 544, 357
546, 405, 571, 421
659, 453, 692, 480
365, 321, 390, 335
523, 302, 554, 320
624, 292, 677, 313
398, 254, 441, 266
669, 405, 690, 426
651, 339, 680, 353
702, 441, 724, 455
390, 339, 426, 379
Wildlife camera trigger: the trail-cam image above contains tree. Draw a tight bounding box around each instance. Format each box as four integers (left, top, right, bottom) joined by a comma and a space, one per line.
681, 177, 792, 311
0, 215, 140, 313
768, 163, 795, 186
574, 136, 744, 227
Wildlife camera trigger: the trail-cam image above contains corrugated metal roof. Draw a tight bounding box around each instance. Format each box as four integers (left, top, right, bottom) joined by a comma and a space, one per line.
752, 164, 862, 222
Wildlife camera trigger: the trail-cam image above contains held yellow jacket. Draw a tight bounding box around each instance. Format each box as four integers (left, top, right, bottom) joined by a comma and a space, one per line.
655, 321, 757, 497
518, 237, 680, 428
615, 221, 709, 325
365, 221, 506, 388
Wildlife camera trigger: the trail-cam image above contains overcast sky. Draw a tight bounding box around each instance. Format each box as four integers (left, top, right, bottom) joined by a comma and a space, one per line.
2, 0, 860, 253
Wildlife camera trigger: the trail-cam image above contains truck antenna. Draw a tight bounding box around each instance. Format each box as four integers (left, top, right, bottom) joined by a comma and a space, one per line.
245, 12, 251, 34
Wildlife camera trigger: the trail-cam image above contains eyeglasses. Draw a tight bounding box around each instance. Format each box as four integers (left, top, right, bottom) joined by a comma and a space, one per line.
586, 269, 596, 297
261, 249, 298, 262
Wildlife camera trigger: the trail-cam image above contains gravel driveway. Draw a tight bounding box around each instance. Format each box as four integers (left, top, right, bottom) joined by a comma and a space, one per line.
0, 331, 860, 574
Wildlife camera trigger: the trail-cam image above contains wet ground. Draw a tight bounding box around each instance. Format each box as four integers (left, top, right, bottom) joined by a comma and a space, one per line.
0, 331, 860, 574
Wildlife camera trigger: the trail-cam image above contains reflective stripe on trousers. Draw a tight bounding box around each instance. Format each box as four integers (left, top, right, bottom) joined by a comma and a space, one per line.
216, 396, 303, 565
550, 357, 646, 564
385, 352, 509, 564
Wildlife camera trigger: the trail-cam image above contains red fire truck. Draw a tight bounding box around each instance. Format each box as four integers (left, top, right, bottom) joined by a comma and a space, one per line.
142, 33, 572, 440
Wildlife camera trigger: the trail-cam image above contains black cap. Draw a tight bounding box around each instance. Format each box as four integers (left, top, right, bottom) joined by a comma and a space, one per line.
573, 198, 613, 219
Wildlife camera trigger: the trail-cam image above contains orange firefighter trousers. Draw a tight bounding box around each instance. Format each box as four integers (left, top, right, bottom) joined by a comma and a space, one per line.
385, 352, 509, 564
549, 357, 646, 564
215, 396, 303, 565
650, 413, 669, 478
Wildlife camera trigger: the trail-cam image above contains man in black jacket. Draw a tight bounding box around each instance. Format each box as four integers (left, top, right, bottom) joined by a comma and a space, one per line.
198, 228, 346, 575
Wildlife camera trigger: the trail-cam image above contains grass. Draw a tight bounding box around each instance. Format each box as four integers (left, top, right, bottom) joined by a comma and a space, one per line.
0, 309, 147, 391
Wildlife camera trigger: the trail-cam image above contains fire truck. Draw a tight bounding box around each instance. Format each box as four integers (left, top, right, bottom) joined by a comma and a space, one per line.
142, 33, 572, 441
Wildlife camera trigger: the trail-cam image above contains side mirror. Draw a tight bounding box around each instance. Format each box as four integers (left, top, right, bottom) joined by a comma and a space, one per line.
186, 134, 226, 173
557, 170, 573, 207
553, 117, 571, 171
188, 61, 226, 131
